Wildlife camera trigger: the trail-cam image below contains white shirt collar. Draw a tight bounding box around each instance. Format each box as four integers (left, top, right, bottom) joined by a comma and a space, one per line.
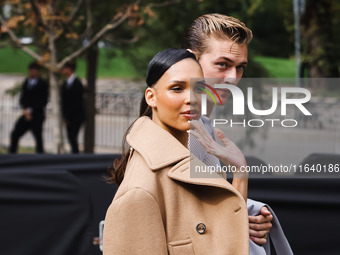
28, 78, 38, 88
66, 73, 76, 86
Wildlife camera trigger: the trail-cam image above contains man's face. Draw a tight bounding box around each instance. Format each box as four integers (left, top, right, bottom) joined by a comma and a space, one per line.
28, 68, 39, 79
61, 67, 72, 77
198, 37, 248, 103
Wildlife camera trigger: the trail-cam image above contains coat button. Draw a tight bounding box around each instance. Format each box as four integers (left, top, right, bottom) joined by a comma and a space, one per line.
196, 223, 206, 234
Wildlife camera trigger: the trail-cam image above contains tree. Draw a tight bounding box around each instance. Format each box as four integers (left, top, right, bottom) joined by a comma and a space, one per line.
0, 0, 188, 153
301, 0, 340, 78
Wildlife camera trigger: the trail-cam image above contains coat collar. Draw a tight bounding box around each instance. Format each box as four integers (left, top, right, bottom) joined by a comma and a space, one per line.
127, 117, 245, 200
168, 156, 245, 202
127, 116, 190, 171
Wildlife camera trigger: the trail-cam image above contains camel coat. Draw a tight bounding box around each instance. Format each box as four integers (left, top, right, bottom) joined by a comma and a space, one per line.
103, 117, 249, 255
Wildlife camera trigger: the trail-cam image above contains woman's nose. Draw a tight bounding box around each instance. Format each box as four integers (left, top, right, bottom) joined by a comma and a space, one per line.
185, 89, 192, 104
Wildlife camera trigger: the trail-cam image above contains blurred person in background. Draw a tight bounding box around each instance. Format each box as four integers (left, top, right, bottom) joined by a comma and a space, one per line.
8, 62, 48, 154
61, 61, 85, 154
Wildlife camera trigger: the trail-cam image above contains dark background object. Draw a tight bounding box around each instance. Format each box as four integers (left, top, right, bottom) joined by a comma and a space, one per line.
0, 154, 118, 255
0, 154, 339, 255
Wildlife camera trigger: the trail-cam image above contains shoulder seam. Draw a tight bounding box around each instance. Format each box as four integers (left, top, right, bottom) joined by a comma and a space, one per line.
114, 187, 161, 212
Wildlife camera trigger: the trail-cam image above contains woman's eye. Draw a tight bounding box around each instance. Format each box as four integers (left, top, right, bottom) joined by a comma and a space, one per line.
170, 86, 183, 92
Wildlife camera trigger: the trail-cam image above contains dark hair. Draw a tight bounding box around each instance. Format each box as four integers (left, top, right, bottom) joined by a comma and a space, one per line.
63, 61, 76, 71
28, 62, 41, 70
109, 48, 198, 184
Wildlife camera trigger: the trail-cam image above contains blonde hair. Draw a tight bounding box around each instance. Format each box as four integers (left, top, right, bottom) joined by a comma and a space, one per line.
182, 13, 253, 57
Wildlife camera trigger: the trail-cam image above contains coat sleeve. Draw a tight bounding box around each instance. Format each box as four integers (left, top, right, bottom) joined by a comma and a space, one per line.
103, 188, 168, 255
247, 198, 293, 255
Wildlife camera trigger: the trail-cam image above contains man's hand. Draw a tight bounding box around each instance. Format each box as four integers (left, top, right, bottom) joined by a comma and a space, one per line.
249, 206, 273, 245
189, 120, 247, 172
23, 109, 32, 121
189, 120, 248, 200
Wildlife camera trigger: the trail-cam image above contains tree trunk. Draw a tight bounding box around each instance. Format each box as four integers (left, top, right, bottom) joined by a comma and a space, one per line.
84, 45, 98, 153
48, 70, 64, 154
302, 0, 339, 79
48, 33, 64, 154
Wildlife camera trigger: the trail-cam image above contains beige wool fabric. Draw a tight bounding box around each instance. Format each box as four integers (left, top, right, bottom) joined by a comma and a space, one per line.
103, 116, 249, 255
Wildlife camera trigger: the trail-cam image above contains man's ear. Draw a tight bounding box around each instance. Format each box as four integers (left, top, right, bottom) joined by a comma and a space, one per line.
145, 87, 156, 108
186, 49, 199, 60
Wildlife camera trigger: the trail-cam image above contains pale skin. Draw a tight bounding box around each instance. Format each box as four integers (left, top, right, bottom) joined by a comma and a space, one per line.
23, 108, 32, 121
144, 58, 247, 198
190, 37, 273, 245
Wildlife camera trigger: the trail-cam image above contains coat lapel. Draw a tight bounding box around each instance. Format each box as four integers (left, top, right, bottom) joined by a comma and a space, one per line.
127, 116, 245, 200
168, 155, 245, 201
126, 117, 190, 171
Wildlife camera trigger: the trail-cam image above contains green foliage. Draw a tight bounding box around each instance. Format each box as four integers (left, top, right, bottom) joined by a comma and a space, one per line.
0, 44, 296, 78
77, 48, 139, 78
253, 56, 296, 78
248, 0, 294, 57
0, 47, 33, 73
0, 46, 139, 78
0, 146, 36, 154
3, 0, 337, 79
120, 0, 204, 77
120, 0, 272, 77
300, 0, 340, 77
5, 82, 22, 96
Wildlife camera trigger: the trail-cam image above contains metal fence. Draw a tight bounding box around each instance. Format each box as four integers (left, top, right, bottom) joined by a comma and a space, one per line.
2, 89, 339, 153
0, 92, 142, 153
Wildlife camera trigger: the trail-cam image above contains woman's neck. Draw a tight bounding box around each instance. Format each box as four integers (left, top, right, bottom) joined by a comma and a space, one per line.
152, 118, 188, 147
168, 128, 188, 147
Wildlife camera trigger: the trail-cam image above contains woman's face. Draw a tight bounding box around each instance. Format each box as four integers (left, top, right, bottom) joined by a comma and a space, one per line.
147, 58, 203, 134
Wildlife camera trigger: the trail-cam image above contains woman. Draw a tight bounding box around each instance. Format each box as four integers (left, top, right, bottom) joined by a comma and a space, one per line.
103, 48, 249, 255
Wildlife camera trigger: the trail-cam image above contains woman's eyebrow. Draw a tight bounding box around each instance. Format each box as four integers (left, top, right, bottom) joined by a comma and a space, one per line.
168, 80, 186, 84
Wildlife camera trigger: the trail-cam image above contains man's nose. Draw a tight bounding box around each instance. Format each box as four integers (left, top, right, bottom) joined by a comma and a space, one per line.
223, 68, 238, 85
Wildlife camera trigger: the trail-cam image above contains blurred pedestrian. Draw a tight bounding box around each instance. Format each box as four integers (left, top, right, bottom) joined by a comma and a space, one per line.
61, 62, 85, 154
8, 62, 49, 154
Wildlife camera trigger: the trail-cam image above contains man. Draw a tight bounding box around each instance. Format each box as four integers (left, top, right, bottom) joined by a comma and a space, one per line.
9, 62, 48, 153
183, 14, 292, 254
61, 62, 85, 154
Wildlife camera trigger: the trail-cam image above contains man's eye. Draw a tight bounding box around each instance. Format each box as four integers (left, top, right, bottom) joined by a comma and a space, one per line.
237, 65, 246, 71
217, 62, 227, 68
194, 86, 204, 93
